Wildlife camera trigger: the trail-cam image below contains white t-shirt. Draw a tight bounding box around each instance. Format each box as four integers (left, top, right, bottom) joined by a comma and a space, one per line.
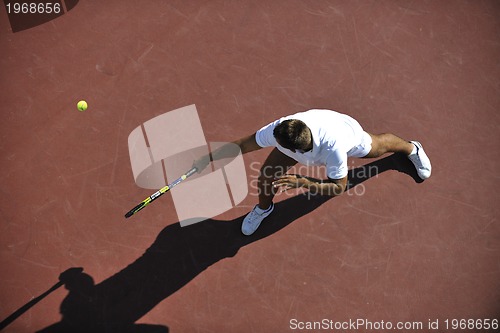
255, 109, 366, 179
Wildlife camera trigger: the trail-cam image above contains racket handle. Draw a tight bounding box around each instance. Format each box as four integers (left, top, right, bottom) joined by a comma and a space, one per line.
125, 202, 146, 218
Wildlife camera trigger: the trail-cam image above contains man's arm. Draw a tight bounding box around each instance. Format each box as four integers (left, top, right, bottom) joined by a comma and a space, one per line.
214, 133, 261, 158
193, 133, 262, 172
304, 176, 347, 196
272, 174, 347, 196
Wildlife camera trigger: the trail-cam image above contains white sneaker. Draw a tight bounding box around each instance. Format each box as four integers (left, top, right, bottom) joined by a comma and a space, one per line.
408, 141, 432, 179
241, 204, 274, 236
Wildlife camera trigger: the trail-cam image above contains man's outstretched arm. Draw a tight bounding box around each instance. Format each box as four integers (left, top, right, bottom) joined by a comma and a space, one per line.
193, 133, 262, 172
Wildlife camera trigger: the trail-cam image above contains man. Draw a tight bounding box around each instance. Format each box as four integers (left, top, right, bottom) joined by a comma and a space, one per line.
195, 109, 431, 236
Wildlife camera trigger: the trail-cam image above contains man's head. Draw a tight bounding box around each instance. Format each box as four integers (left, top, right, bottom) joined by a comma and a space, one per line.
273, 119, 313, 153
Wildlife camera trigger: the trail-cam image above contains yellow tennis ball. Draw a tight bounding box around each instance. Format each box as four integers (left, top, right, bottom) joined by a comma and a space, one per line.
77, 100, 88, 111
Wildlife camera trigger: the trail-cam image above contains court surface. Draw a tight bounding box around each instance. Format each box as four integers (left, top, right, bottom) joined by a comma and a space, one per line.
1, 1, 499, 332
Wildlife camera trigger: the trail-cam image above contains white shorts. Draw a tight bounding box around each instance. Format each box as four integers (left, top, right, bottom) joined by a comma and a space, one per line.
347, 132, 373, 158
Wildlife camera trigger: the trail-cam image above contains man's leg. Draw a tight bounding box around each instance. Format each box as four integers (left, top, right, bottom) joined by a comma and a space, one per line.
364, 133, 413, 158
241, 148, 297, 235
257, 148, 298, 209
364, 132, 431, 179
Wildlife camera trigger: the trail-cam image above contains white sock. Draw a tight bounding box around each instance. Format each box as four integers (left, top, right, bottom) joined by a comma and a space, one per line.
410, 143, 417, 155
255, 204, 273, 213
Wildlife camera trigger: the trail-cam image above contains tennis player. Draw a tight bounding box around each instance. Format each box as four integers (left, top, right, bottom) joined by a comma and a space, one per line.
195, 109, 431, 236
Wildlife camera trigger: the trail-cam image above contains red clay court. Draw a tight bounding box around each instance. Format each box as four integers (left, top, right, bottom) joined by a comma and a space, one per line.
1, 1, 499, 332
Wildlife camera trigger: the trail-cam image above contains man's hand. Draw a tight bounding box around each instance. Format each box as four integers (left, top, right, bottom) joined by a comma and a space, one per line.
192, 154, 211, 173
272, 174, 310, 192
272, 174, 347, 196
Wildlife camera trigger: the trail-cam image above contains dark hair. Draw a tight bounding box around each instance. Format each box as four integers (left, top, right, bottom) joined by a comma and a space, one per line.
273, 119, 311, 150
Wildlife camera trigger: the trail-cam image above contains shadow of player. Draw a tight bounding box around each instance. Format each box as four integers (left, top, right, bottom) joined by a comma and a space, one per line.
33, 153, 421, 333
36, 268, 168, 333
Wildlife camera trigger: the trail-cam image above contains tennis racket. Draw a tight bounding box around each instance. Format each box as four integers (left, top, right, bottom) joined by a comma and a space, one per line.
125, 167, 198, 218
